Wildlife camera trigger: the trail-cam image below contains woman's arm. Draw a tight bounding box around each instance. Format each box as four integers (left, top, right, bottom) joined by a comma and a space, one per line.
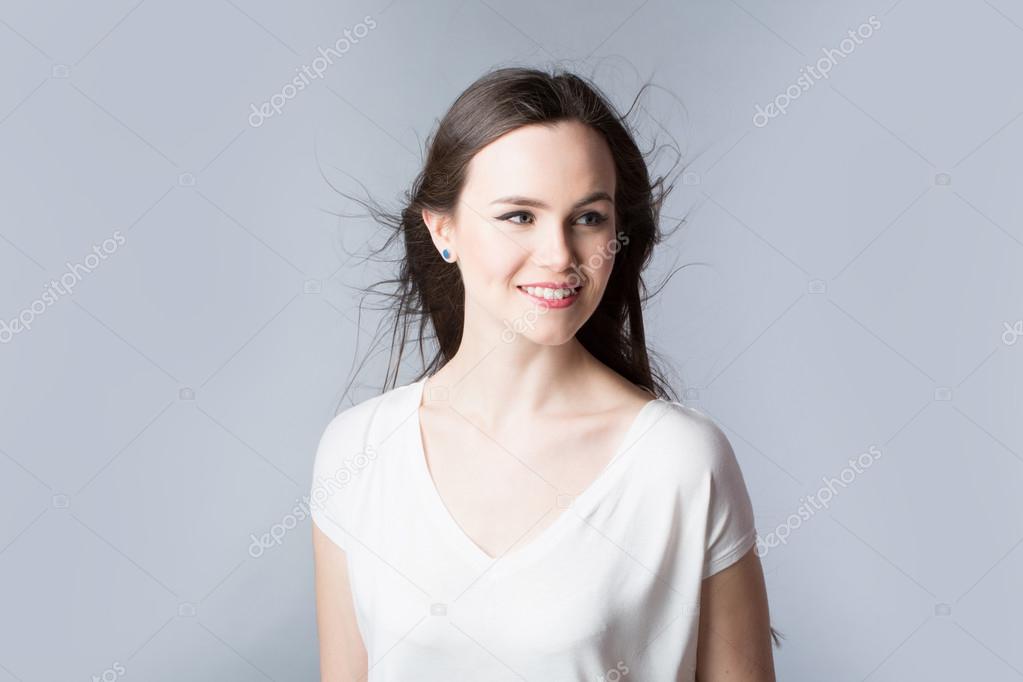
694, 546, 776, 681
313, 523, 368, 681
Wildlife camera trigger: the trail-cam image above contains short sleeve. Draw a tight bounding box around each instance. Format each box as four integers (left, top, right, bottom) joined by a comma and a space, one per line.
309, 409, 365, 553
701, 422, 757, 579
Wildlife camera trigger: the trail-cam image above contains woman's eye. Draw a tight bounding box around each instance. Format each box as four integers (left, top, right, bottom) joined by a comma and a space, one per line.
498, 212, 533, 225
578, 212, 608, 227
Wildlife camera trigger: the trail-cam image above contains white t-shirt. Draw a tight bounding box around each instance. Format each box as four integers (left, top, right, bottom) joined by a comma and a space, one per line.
311, 375, 757, 681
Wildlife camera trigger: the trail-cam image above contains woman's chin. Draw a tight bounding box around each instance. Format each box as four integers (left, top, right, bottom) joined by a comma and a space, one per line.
514, 327, 579, 347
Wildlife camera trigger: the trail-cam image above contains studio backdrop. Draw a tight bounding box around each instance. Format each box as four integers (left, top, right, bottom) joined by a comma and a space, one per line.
1, 0, 1021, 680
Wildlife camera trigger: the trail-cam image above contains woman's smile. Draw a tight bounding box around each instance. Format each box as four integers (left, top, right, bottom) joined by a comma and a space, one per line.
516, 283, 582, 307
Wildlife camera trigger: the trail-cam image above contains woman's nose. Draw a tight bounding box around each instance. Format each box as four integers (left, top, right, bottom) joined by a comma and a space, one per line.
532, 222, 575, 272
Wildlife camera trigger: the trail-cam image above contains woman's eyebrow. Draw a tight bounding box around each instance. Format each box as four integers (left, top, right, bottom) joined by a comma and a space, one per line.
489, 190, 613, 209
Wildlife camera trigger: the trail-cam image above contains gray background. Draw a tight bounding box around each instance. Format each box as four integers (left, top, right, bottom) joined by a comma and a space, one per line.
1, 0, 1022, 680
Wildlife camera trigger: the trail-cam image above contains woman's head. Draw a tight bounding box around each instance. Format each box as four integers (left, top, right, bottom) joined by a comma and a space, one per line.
352, 66, 681, 398
423, 118, 622, 348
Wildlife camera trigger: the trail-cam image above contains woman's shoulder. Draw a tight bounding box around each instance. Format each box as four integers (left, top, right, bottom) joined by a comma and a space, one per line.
310, 379, 422, 552
641, 401, 756, 561
315, 378, 422, 461
310, 378, 422, 528
642, 399, 744, 480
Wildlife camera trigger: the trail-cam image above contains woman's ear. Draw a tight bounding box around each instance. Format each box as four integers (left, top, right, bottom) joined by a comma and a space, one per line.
422, 208, 455, 260
421, 208, 436, 235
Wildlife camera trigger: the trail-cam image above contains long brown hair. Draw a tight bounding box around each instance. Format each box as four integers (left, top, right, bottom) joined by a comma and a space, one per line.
335, 66, 689, 400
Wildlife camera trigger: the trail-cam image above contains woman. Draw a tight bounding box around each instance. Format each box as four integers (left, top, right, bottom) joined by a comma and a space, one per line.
311, 67, 777, 681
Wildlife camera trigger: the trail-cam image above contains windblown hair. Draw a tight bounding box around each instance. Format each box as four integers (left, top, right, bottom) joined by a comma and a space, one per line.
336, 65, 690, 400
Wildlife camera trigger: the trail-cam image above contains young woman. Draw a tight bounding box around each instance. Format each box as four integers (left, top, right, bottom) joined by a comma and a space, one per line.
311, 67, 777, 681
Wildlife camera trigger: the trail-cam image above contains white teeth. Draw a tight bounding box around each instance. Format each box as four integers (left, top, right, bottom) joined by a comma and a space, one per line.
523, 286, 577, 299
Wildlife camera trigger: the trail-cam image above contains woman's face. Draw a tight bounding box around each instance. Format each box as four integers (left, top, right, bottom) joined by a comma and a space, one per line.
427, 120, 620, 346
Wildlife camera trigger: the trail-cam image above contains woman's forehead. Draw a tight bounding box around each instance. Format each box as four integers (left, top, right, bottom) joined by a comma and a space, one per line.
463, 121, 615, 201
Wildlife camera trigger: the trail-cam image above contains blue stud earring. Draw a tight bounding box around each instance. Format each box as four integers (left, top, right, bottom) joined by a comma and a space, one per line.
441, 248, 451, 261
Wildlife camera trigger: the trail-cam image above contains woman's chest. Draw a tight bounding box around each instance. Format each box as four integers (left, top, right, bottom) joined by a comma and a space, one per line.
349, 532, 699, 662
419, 409, 632, 560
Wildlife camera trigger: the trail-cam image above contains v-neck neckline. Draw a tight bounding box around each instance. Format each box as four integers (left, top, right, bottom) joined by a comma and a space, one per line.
407, 374, 667, 575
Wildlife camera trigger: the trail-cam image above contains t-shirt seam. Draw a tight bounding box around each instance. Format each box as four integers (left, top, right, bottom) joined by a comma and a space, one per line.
704, 526, 757, 578
311, 505, 352, 552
